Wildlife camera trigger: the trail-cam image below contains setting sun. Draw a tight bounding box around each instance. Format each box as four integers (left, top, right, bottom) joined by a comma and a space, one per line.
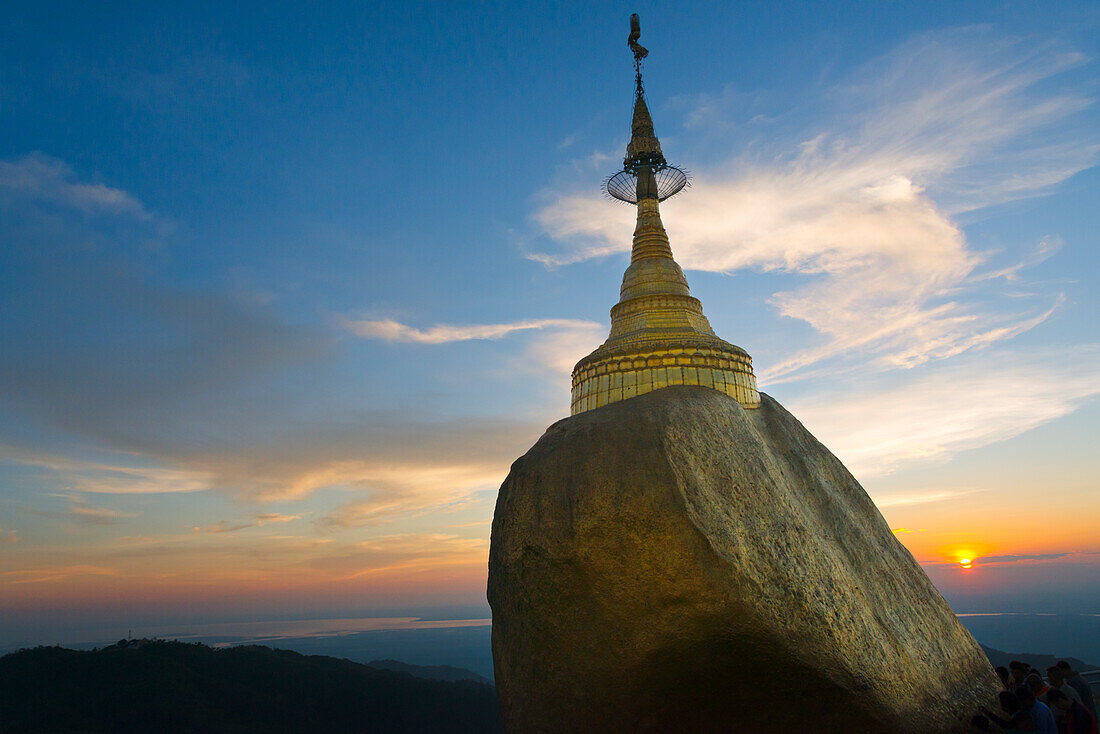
959, 558, 973, 569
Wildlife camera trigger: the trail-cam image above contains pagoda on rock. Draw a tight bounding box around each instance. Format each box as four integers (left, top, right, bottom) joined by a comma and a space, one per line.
570, 14, 759, 415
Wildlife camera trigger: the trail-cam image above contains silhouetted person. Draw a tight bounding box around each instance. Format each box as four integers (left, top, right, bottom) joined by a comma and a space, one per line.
1048, 689, 1100, 734
1049, 666, 1085, 707
1019, 687, 1057, 734
1058, 661, 1097, 720
1010, 660, 1029, 687
982, 690, 1034, 732
996, 666, 1012, 689
1027, 672, 1052, 700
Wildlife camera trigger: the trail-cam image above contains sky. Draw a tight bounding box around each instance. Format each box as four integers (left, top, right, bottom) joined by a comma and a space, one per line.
1, 1, 1098, 645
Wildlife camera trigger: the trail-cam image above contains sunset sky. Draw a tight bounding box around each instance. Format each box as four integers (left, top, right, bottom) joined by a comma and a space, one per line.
2, 1, 1098, 644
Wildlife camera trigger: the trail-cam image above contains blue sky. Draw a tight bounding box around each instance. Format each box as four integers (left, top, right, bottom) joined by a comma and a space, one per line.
1, 1, 1098, 642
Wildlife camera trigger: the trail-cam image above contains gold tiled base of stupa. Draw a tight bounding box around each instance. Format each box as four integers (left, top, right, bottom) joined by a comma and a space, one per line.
571, 198, 760, 415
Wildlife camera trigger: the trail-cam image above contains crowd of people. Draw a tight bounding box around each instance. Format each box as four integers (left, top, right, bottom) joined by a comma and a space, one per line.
970, 660, 1097, 733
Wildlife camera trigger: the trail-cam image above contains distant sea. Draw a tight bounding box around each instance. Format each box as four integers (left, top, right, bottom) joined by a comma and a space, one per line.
957, 613, 1099, 667
3, 612, 1096, 679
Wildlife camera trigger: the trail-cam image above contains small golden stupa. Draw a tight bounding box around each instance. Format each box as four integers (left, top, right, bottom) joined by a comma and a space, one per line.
570, 15, 760, 415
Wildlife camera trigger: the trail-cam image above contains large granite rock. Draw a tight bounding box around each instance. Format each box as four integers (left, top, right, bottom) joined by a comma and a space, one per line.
488, 386, 1000, 733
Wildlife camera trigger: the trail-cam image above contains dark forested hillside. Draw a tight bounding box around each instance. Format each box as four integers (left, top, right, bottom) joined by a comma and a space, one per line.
365, 658, 491, 684
0, 640, 503, 733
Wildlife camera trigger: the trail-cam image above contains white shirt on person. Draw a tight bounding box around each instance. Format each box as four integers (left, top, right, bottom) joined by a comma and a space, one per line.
1059, 682, 1085, 707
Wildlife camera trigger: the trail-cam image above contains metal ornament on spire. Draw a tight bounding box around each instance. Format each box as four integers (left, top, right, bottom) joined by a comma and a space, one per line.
628, 13, 648, 63
605, 13, 689, 204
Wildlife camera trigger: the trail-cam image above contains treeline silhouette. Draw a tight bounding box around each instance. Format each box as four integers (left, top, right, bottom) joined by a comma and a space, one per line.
0, 639, 504, 733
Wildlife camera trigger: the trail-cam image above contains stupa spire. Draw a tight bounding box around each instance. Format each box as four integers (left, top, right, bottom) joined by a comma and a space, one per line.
570, 14, 760, 415
625, 26, 665, 178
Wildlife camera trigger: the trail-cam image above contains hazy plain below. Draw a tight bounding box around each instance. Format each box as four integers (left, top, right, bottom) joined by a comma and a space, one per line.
4, 612, 1097, 680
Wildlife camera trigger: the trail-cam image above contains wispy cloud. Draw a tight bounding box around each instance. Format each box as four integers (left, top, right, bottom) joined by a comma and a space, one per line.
68, 504, 139, 525
512, 320, 607, 379
316, 464, 504, 528
341, 315, 607, 412
531, 30, 1096, 382
0, 530, 489, 597
1, 402, 541, 518
922, 552, 1089, 568
975, 552, 1072, 565
184, 416, 540, 504
2, 565, 119, 584
196, 521, 254, 534
14, 492, 142, 526
3, 402, 540, 517
254, 513, 300, 525
192, 514, 302, 534
875, 488, 989, 508
304, 533, 489, 580
0, 446, 213, 495
340, 316, 599, 344
788, 346, 1100, 477
0, 153, 150, 219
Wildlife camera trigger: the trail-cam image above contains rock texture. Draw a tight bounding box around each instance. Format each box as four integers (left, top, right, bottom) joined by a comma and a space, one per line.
488, 386, 1000, 734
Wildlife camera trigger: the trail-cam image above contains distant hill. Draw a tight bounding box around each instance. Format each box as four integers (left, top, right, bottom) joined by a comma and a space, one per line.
4, 637, 1093, 733
981, 644, 1098, 674
0, 639, 504, 733
366, 658, 490, 684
